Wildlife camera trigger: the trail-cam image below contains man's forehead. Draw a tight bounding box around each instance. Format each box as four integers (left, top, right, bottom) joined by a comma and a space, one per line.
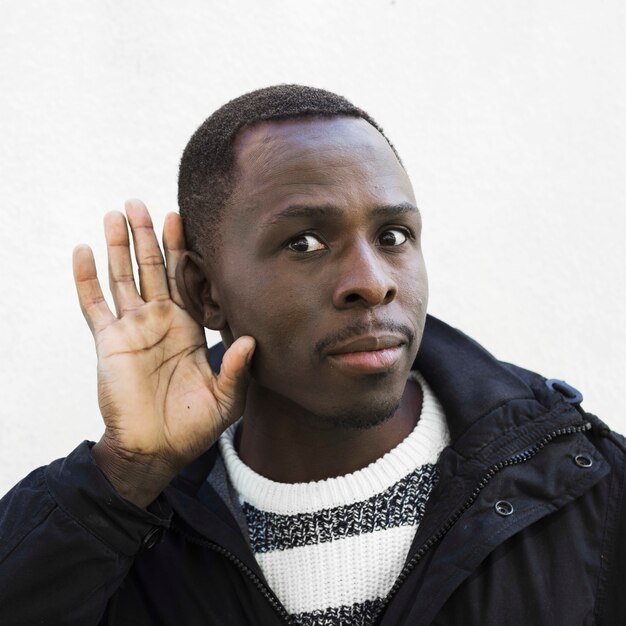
226, 116, 414, 221
233, 116, 396, 173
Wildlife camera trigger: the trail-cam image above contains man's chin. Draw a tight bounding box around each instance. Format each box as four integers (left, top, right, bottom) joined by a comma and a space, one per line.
315, 397, 402, 431
308, 361, 412, 430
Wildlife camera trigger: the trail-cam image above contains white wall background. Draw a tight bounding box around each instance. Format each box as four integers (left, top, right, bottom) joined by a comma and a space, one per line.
1, 0, 624, 496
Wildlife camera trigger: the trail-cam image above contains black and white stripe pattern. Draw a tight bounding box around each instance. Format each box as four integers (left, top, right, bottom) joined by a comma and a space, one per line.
290, 597, 385, 626
219, 371, 450, 624
243, 463, 438, 553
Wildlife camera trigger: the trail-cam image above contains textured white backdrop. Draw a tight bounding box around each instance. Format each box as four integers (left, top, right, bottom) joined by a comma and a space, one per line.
1, 0, 624, 496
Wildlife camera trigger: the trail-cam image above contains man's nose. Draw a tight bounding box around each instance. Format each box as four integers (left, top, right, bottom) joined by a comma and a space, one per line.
332, 240, 397, 309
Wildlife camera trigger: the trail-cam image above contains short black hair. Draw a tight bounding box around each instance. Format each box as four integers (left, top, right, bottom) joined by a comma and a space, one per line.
178, 84, 401, 256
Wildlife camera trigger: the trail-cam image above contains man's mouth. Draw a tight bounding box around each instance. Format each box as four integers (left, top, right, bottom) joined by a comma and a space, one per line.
326, 334, 405, 373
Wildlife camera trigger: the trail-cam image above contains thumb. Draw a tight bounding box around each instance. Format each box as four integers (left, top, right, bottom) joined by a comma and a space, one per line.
213, 336, 256, 421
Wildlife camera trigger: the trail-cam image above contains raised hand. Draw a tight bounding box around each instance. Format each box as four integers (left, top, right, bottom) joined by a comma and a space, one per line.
73, 200, 255, 507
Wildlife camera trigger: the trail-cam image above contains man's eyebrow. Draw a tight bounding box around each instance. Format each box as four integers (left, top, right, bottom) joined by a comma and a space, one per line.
264, 202, 420, 226
371, 202, 421, 219
264, 204, 342, 226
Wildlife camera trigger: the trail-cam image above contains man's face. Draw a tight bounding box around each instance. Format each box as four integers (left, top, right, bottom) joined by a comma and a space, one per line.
212, 116, 428, 426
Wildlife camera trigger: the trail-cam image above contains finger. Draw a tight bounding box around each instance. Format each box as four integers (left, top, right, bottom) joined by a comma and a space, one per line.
73, 244, 115, 335
162, 212, 186, 308
125, 199, 169, 302
212, 336, 256, 423
105, 211, 143, 316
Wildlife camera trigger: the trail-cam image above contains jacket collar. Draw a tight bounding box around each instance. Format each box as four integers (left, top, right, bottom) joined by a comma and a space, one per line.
415, 316, 536, 443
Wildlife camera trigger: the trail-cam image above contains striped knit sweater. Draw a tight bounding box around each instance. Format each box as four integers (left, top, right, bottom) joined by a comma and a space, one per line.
219, 371, 450, 625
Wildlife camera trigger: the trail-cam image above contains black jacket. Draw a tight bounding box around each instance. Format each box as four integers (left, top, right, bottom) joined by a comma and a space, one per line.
1, 316, 625, 625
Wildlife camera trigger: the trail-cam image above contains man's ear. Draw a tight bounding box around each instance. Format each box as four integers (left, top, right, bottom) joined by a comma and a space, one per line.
175, 251, 227, 330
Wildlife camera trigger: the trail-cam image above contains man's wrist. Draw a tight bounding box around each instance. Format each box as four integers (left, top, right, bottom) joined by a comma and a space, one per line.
92, 439, 176, 509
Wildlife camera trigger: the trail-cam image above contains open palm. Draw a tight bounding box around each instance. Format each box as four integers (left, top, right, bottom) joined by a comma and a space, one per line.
73, 200, 254, 506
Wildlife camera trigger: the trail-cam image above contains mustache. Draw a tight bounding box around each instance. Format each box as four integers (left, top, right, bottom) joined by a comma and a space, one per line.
315, 320, 415, 356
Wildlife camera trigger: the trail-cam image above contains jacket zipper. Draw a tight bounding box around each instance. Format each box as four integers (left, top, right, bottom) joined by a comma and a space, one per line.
169, 524, 292, 625
371, 420, 592, 625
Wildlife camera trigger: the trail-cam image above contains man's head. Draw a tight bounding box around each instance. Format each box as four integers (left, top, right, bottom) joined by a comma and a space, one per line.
177, 85, 428, 428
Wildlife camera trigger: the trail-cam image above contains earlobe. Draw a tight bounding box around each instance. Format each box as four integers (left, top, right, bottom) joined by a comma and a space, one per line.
175, 251, 227, 330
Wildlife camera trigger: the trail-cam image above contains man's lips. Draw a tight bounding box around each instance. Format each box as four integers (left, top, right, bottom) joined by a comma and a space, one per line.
326, 335, 405, 373
326, 334, 405, 355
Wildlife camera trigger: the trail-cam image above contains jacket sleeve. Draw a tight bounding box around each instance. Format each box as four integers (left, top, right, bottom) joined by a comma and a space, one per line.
0, 441, 172, 625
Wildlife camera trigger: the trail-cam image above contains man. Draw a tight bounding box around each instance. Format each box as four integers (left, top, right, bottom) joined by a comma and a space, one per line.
0, 85, 624, 625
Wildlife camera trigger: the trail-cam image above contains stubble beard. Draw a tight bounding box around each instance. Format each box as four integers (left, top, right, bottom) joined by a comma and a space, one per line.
314, 394, 402, 430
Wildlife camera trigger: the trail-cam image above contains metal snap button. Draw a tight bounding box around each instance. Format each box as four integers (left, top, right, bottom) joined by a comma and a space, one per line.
574, 454, 593, 468
141, 527, 164, 551
494, 500, 514, 516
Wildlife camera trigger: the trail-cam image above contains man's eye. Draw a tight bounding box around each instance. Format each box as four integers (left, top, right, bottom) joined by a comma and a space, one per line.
378, 228, 409, 247
288, 234, 327, 253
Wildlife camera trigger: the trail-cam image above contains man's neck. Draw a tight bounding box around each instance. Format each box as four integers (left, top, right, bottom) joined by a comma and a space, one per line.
237, 377, 423, 483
